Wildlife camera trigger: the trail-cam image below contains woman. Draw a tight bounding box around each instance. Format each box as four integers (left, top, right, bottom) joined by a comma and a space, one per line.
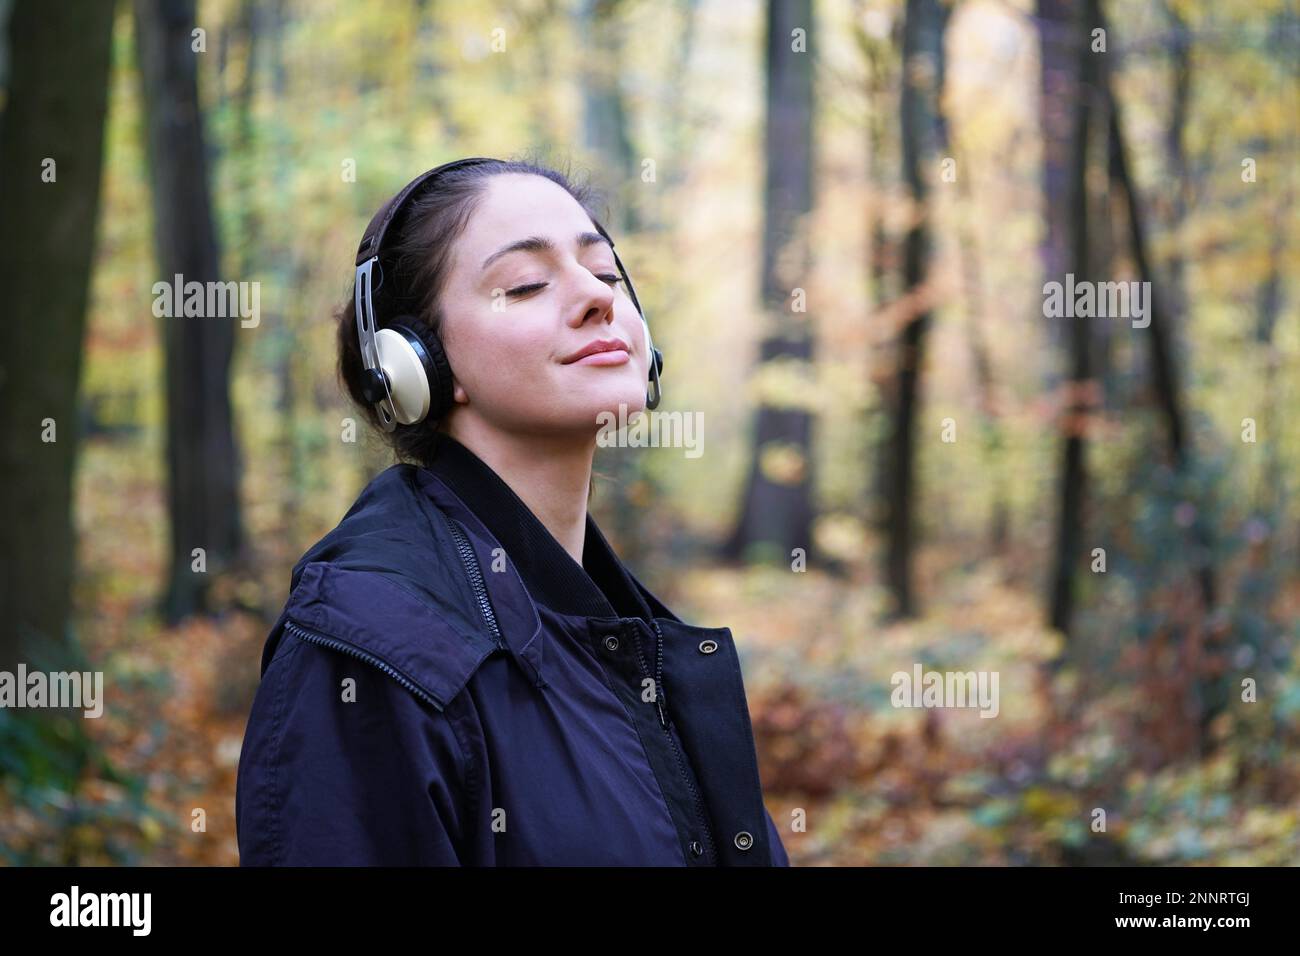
235, 156, 790, 866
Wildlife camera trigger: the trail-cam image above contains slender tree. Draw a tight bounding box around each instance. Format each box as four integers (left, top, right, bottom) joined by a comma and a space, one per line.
849, 0, 902, 553
1102, 15, 1215, 613
879, 0, 949, 616
135, 0, 244, 621
1045, 0, 1100, 637
724, 0, 817, 566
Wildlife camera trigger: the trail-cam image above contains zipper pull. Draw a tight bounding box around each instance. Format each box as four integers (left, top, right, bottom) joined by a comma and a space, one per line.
655, 693, 667, 729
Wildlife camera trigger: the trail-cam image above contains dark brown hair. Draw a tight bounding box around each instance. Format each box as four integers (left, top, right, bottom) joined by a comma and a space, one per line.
337, 153, 606, 470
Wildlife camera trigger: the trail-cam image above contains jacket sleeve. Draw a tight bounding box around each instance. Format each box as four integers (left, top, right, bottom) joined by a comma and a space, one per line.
763, 804, 791, 866
236, 629, 475, 866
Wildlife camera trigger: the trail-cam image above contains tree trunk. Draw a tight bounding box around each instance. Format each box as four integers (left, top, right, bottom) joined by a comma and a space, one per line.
849, 0, 901, 540
1035, 0, 1078, 374
134, 0, 244, 622
722, 0, 817, 567
0, 0, 117, 671
1045, 0, 1099, 637
879, 0, 948, 616
1104, 38, 1216, 613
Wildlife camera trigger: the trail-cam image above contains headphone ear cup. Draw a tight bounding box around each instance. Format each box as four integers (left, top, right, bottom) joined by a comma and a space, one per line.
374, 326, 430, 425
392, 319, 454, 423
641, 319, 663, 376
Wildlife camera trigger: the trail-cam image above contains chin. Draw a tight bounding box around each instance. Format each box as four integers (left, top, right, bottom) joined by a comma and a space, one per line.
567, 390, 648, 431
565, 374, 645, 410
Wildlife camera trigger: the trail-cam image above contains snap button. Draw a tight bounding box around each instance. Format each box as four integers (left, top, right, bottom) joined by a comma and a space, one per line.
689, 840, 703, 857
603, 635, 620, 651
698, 639, 718, 655
734, 830, 753, 851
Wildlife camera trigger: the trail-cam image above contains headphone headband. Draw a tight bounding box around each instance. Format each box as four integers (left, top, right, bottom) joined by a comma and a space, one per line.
354, 157, 498, 269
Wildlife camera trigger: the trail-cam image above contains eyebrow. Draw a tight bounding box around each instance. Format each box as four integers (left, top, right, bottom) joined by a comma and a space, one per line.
481, 231, 611, 271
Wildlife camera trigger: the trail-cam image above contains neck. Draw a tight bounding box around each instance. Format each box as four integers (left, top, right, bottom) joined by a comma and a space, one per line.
440, 418, 595, 566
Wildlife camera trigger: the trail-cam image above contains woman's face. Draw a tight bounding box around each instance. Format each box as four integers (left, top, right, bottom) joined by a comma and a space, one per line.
437, 173, 650, 437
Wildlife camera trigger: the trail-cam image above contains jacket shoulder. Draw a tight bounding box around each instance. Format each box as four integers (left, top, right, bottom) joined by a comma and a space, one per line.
237, 613, 479, 865
264, 464, 501, 711
268, 563, 499, 712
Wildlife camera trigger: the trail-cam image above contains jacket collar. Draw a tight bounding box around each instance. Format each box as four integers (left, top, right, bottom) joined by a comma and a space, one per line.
419, 432, 658, 624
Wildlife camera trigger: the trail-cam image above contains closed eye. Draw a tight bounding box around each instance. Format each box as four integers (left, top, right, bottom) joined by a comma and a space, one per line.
505, 274, 624, 297
505, 282, 547, 297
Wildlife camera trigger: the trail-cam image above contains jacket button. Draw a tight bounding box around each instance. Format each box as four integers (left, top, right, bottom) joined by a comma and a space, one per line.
689, 840, 703, 857
734, 830, 754, 851
603, 635, 620, 651
698, 639, 718, 654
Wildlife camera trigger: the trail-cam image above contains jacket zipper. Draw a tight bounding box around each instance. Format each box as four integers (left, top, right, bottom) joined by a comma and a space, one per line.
283, 619, 442, 710
440, 511, 506, 651
282, 515, 503, 709
629, 617, 717, 863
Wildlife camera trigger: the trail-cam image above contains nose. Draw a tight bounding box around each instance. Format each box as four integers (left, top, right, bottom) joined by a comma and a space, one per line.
567, 265, 617, 329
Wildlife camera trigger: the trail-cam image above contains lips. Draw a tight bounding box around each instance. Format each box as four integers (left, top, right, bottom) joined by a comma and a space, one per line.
561, 337, 631, 364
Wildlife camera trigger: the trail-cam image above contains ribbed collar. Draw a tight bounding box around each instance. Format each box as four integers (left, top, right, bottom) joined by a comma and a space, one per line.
421, 432, 655, 622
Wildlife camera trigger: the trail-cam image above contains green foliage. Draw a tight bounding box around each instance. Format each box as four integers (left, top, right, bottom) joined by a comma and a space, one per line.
0, 710, 161, 865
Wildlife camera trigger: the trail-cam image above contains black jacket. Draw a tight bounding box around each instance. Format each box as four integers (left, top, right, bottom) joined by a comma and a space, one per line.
236, 433, 790, 865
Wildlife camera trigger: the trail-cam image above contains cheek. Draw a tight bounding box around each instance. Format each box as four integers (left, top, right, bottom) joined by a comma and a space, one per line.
448, 305, 550, 395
